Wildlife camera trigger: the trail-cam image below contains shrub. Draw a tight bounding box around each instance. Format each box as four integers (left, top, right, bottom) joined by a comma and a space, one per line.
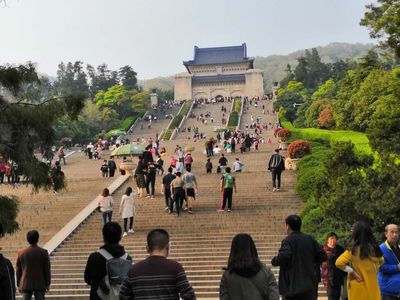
233, 98, 241, 112
287, 139, 311, 159
276, 128, 292, 141
228, 112, 238, 127
163, 129, 173, 140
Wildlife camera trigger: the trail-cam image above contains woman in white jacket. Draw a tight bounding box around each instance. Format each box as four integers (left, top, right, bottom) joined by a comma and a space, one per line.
119, 186, 135, 237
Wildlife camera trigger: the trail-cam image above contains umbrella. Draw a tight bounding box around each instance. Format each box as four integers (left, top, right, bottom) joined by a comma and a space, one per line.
111, 144, 144, 157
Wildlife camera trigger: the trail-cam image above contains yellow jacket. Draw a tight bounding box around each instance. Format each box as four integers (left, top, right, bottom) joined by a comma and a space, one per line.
336, 248, 383, 300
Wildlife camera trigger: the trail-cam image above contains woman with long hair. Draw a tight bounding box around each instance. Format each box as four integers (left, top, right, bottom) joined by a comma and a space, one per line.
336, 221, 383, 299
220, 233, 278, 300
97, 188, 113, 225
134, 156, 145, 197
119, 186, 135, 237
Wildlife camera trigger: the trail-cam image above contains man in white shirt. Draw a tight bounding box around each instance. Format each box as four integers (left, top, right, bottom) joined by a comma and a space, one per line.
233, 158, 243, 172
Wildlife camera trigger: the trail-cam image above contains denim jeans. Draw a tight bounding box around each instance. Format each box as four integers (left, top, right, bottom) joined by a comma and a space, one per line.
22, 290, 45, 300
101, 211, 112, 225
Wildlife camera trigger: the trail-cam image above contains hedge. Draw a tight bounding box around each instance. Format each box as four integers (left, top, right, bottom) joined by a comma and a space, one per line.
162, 129, 173, 140
227, 112, 238, 127
233, 98, 241, 112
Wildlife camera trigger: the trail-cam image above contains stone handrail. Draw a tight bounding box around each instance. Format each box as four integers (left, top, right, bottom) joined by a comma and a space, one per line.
43, 175, 131, 254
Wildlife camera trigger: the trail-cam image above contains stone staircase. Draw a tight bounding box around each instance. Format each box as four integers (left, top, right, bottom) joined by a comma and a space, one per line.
0, 102, 328, 299
176, 102, 229, 139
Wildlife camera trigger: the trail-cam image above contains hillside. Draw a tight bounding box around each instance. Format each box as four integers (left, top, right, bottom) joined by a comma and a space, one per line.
138, 42, 375, 93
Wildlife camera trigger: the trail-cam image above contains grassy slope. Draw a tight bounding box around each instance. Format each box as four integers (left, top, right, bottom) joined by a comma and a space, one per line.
281, 120, 371, 155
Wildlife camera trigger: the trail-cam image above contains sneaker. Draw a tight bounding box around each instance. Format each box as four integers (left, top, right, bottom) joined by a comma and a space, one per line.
151, 196, 154, 199
217, 209, 225, 212
183, 206, 188, 211
123, 232, 128, 237
227, 209, 231, 212
272, 188, 277, 192
128, 229, 134, 234
276, 188, 280, 192
146, 195, 151, 198
165, 206, 169, 210
188, 209, 194, 214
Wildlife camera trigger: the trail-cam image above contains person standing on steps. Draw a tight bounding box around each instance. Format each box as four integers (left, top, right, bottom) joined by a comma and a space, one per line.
84, 222, 132, 300
145, 160, 157, 199
119, 229, 196, 300
182, 165, 198, 214
161, 167, 176, 211
119, 187, 135, 237
268, 148, 285, 192
379, 224, 400, 300
271, 215, 326, 300
97, 188, 114, 225
218, 167, 237, 213
220, 233, 279, 300
170, 172, 185, 216
16, 230, 51, 300
107, 156, 117, 177
219, 154, 228, 174
320, 232, 346, 300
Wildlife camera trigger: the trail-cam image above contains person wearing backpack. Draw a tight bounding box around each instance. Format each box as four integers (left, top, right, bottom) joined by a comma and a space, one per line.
217, 167, 237, 213
84, 222, 132, 300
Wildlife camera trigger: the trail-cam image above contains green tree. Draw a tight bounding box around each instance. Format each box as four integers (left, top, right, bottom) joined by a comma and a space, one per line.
0, 63, 85, 234
361, 0, 400, 58
119, 65, 138, 90
274, 81, 307, 122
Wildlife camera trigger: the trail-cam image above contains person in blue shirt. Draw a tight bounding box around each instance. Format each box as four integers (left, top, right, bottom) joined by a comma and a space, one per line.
379, 224, 400, 300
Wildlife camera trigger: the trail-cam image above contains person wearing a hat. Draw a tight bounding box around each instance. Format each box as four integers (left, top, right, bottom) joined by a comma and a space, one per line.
267, 148, 285, 192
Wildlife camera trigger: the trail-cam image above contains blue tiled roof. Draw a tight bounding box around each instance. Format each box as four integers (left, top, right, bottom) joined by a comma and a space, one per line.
192, 74, 246, 85
184, 43, 253, 66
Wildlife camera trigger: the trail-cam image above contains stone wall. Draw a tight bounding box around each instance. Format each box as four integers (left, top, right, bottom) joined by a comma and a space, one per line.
174, 73, 192, 100
245, 69, 264, 98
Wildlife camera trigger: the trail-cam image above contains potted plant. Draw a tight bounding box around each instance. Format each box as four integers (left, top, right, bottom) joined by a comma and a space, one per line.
285, 140, 311, 170
276, 128, 292, 150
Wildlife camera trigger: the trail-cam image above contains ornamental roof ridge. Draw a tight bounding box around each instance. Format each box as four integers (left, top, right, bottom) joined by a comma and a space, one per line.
183, 43, 254, 69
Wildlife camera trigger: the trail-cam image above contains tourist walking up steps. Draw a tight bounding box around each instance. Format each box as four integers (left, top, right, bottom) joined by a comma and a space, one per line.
107, 156, 117, 177
268, 148, 285, 192
97, 188, 114, 226
161, 167, 176, 211
16, 230, 51, 300
218, 167, 236, 212
271, 215, 326, 300
220, 233, 279, 300
379, 224, 400, 300
182, 165, 198, 214
335, 221, 383, 300
170, 172, 186, 216
84, 222, 132, 300
119, 229, 196, 300
119, 187, 135, 237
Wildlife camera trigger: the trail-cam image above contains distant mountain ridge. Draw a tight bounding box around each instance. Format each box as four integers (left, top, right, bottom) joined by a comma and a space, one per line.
138, 42, 375, 93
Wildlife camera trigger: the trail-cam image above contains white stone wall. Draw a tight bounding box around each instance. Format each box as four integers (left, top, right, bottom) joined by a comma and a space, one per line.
174, 73, 192, 100
245, 69, 264, 98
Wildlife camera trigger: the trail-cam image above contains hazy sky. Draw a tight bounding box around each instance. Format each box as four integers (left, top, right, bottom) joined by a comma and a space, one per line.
0, 0, 375, 79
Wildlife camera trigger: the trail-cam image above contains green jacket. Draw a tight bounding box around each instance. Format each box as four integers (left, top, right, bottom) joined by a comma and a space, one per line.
220, 265, 279, 300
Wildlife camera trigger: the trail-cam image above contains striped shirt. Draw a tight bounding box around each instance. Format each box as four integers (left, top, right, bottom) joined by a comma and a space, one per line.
119, 255, 196, 300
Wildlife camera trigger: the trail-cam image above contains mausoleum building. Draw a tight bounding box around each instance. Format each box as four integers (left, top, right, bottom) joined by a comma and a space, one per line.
174, 43, 264, 101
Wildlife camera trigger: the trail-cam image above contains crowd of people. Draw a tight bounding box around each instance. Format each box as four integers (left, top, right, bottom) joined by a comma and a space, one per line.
3, 218, 400, 300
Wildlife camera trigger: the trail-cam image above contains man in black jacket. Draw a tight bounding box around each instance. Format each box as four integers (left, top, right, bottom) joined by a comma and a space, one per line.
0, 225, 16, 300
268, 148, 285, 192
84, 222, 132, 300
271, 215, 327, 300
